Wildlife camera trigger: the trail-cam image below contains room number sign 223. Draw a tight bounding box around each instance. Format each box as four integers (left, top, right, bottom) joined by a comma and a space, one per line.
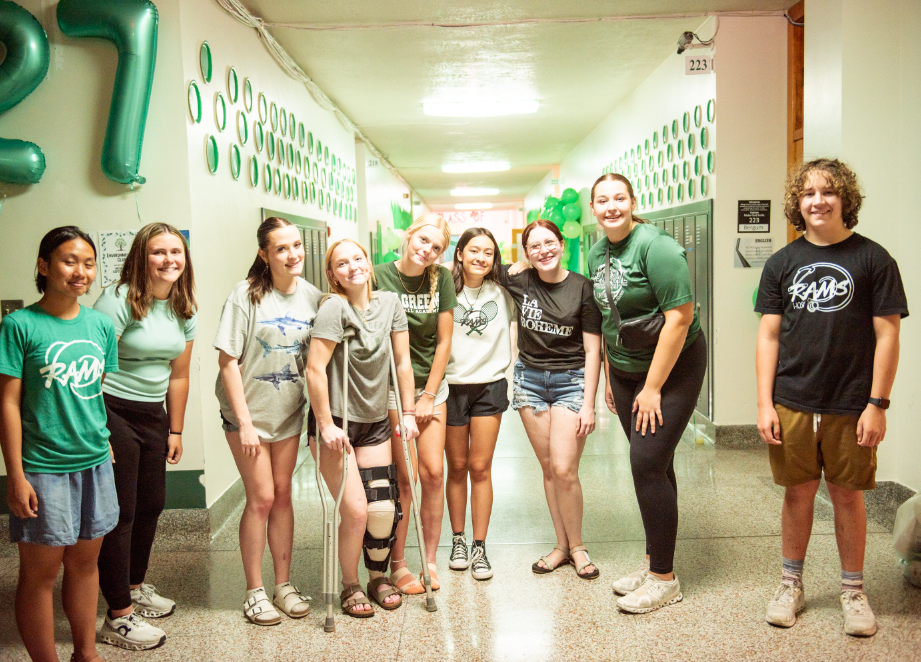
685, 56, 714, 76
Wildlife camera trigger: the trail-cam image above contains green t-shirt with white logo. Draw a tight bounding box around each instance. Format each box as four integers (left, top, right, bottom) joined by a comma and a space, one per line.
374, 261, 457, 388
0, 304, 119, 473
587, 223, 699, 373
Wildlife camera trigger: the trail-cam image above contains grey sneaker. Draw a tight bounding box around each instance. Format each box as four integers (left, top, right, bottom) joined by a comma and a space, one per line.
130, 582, 176, 618
766, 582, 805, 627
841, 591, 877, 636
470, 544, 493, 581
100, 612, 166, 650
616, 574, 683, 613
449, 533, 470, 570
612, 561, 649, 595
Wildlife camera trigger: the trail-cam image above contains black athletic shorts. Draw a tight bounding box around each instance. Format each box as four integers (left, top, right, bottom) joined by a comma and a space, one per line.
446, 378, 510, 427
306, 408, 391, 448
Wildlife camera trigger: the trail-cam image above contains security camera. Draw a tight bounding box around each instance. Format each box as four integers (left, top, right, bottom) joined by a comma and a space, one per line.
677, 31, 694, 54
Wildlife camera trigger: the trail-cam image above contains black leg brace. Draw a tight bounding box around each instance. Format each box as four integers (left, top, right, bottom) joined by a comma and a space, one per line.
359, 463, 402, 573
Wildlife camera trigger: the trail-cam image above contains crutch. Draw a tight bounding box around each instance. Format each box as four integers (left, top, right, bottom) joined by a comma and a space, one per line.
315, 328, 355, 632
388, 344, 437, 612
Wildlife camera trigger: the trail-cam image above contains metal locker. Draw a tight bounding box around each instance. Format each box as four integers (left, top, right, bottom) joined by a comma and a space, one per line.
664, 219, 673, 238
300, 229, 314, 285
311, 230, 321, 290
694, 214, 711, 417
319, 231, 328, 292
682, 217, 696, 304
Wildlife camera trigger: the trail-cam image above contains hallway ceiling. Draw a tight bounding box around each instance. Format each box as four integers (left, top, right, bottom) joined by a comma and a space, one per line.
241, 1, 794, 209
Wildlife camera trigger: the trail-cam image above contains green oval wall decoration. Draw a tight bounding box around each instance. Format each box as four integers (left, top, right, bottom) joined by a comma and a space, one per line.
230, 143, 241, 180
215, 92, 227, 132
227, 67, 238, 104
264, 163, 272, 191
238, 111, 248, 144
243, 77, 253, 112
707, 98, 716, 122
266, 132, 275, 160
700, 126, 709, 149
270, 102, 278, 130
205, 135, 218, 173
707, 151, 715, 173
694, 104, 702, 127
683, 112, 690, 133
199, 41, 212, 83
188, 80, 201, 123
250, 156, 258, 187
299, 123, 305, 147
259, 92, 268, 122
254, 121, 264, 152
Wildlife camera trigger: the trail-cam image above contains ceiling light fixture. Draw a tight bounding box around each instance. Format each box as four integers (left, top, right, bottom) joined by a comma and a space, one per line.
451, 187, 499, 196
456, 202, 493, 210
424, 100, 539, 117
442, 161, 511, 173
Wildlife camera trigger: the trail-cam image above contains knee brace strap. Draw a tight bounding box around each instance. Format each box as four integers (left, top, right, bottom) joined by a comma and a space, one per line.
361, 463, 402, 572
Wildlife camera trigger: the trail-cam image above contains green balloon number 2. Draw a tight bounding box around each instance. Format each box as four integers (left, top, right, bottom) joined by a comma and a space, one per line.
57, 0, 159, 185
0, 0, 50, 185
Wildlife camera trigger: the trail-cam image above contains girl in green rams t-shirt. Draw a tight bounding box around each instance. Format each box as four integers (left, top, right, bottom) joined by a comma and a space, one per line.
0, 226, 119, 662
93, 223, 197, 651
373, 214, 457, 594
587, 174, 707, 614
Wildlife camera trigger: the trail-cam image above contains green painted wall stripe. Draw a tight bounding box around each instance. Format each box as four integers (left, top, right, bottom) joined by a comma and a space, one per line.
0, 469, 206, 515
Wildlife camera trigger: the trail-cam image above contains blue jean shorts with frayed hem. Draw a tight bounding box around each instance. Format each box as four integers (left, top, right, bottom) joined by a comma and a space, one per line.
511, 360, 585, 414
9, 460, 119, 546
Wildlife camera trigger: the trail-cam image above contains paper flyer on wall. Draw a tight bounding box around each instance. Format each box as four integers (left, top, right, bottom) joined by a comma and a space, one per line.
733, 237, 773, 268
98, 230, 137, 287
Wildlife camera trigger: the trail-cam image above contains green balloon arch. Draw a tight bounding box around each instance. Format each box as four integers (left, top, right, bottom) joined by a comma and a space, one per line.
0, 0, 50, 184
58, 0, 159, 185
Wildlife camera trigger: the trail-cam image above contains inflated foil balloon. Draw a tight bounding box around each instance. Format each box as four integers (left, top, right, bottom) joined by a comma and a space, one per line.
544, 196, 560, 210
562, 220, 581, 239
560, 188, 579, 205
562, 202, 580, 222
0, 0, 50, 184
58, 0, 158, 185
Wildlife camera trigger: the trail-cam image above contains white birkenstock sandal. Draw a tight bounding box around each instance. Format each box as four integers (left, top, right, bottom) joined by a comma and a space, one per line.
273, 582, 311, 618
244, 588, 281, 626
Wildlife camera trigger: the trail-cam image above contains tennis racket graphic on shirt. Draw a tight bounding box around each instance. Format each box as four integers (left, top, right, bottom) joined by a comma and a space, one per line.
454, 301, 499, 336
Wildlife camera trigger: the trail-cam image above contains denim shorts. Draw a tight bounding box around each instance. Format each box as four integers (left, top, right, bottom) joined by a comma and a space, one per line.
511, 360, 585, 414
9, 460, 119, 546
220, 409, 239, 433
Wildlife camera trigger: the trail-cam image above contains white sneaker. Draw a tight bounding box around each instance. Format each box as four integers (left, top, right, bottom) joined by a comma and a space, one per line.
766, 582, 805, 627
449, 533, 470, 570
100, 612, 166, 650
130, 582, 176, 618
615, 574, 683, 613
470, 544, 493, 581
612, 561, 649, 595
841, 590, 877, 636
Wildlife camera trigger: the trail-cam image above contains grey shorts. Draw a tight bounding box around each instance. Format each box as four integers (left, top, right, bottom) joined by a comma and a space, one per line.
9, 460, 119, 546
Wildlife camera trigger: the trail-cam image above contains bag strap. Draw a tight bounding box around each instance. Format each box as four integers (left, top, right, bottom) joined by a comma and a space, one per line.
605, 243, 623, 329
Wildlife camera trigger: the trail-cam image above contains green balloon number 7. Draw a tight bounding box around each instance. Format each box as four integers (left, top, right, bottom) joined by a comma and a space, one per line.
58, 0, 158, 185
0, 0, 50, 185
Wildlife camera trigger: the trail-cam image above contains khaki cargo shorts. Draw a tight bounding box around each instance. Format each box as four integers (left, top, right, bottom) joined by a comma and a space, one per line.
769, 403, 876, 491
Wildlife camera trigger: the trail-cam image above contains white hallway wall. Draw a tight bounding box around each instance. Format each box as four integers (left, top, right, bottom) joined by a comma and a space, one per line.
525, 16, 788, 427
805, 0, 921, 492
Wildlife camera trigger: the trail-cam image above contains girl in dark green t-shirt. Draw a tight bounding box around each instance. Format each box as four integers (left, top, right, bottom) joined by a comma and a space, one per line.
587, 174, 707, 614
373, 214, 456, 594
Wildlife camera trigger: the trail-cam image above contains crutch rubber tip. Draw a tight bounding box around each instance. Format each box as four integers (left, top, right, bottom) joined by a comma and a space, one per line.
425, 598, 437, 612
324, 618, 335, 632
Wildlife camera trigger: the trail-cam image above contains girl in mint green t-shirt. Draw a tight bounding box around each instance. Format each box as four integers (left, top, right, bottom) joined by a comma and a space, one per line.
0, 226, 119, 662
92, 223, 197, 650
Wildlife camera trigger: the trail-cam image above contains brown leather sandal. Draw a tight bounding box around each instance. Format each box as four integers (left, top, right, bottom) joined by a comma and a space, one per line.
532, 544, 571, 574
340, 583, 374, 618
367, 576, 402, 610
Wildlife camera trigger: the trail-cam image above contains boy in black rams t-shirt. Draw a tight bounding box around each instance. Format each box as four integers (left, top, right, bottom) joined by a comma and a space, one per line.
755, 159, 908, 637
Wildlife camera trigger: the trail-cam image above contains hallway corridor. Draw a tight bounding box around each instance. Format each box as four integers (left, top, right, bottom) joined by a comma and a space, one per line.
1, 391, 918, 661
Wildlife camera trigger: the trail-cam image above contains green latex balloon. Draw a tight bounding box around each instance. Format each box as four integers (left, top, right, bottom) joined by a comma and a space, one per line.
549, 209, 564, 227
0, 0, 49, 184
562, 220, 581, 239
544, 196, 560, 210
383, 250, 399, 262
561, 187, 578, 205
58, 0, 158, 185
539, 207, 551, 221
562, 202, 581, 222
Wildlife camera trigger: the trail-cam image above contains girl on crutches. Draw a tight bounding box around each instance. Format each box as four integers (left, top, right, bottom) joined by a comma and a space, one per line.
307, 239, 418, 617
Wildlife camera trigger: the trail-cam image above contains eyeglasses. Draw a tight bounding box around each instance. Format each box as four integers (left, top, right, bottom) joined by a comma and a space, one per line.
526, 238, 560, 254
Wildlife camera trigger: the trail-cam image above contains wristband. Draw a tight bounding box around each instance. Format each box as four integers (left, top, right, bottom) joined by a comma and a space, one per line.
169, 430, 183, 435
868, 397, 890, 410
421, 390, 437, 398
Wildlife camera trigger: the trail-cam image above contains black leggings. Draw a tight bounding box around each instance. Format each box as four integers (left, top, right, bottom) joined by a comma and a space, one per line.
98, 394, 168, 611
608, 333, 707, 575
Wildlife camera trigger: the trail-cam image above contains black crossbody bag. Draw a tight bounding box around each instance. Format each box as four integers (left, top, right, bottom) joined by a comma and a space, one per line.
605, 243, 665, 350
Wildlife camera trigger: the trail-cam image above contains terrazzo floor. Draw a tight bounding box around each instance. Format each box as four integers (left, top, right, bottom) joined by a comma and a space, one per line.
1, 393, 919, 661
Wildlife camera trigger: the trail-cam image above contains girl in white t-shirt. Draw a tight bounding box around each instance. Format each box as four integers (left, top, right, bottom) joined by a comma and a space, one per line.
444, 228, 515, 580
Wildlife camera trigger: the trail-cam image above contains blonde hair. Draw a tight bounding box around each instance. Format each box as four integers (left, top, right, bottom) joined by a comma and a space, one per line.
116, 223, 196, 321
324, 238, 376, 304
400, 213, 451, 313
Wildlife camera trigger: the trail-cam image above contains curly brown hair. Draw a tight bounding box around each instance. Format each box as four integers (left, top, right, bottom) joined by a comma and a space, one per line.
784, 158, 863, 231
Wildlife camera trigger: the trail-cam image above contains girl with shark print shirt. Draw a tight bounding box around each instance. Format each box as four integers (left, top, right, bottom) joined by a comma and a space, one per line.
214, 217, 321, 626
